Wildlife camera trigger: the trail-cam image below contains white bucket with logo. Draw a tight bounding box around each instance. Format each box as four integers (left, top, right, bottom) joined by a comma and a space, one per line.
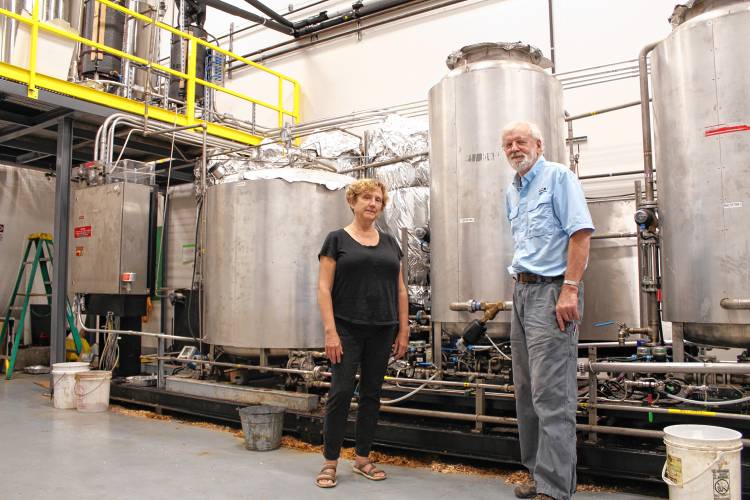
51, 362, 91, 409
662, 424, 742, 500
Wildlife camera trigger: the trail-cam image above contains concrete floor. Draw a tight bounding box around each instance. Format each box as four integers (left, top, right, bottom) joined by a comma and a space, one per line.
1, 374, 659, 500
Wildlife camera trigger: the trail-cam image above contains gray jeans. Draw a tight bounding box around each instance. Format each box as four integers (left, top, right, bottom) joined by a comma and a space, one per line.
510, 281, 582, 500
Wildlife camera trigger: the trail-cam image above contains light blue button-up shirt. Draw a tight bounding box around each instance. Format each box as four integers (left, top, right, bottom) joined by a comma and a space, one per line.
505, 156, 594, 277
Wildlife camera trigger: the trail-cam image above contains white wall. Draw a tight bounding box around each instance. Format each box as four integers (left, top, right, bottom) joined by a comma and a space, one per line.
197, 0, 675, 188
0, 164, 56, 344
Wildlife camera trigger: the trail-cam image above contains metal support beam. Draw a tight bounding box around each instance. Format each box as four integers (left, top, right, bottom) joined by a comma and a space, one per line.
50, 116, 73, 367
0, 109, 72, 144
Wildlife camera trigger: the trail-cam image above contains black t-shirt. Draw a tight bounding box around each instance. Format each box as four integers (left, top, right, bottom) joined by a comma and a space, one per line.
318, 228, 403, 325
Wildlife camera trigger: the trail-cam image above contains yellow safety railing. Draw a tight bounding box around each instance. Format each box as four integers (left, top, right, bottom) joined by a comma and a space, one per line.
0, 0, 300, 144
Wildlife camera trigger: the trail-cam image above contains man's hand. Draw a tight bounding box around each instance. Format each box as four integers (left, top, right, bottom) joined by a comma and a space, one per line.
555, 285, 580, 331
325, 331, 343, 364
392, 331, 409, 359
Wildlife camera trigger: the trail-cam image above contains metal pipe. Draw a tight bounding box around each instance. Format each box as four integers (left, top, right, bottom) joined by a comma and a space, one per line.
547, 0, 555, 74
720, 298, 750, 310
565, 100, 643, 122
75, 299, 198, 342
242, 0, 295, 28
590, 361, 750, 375
229, 0, 468, 69
294, 0, 414, 36
586, 402, 750, 422
591, 232, 637, 240
201, 0, 295, 35
639, 41, 660, 203
363, 403, 750, 447
337, 152, 427, 174
579, 170, 644, 180
214, 1, 330, 42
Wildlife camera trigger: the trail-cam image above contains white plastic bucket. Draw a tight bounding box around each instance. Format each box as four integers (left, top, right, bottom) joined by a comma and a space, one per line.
51, 362, 90, 409
662, 424, 742, 500
74, 370, 112, 413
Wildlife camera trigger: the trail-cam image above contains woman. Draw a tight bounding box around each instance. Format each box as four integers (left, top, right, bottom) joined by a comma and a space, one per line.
315, 178, 409, 488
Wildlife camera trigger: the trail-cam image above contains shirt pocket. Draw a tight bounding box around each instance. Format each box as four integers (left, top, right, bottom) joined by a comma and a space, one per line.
527, 192, 556, 237
508, 205, 522, 242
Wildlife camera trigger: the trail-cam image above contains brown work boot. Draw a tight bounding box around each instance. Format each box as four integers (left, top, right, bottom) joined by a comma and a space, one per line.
513, 482, 537, 498
533, 494, 556, 500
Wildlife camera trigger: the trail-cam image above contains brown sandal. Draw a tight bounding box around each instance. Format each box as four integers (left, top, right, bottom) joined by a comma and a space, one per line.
315, 465, 338, 488
352, 462, 387, 481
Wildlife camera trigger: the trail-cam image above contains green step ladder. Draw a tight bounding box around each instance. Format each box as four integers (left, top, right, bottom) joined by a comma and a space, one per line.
0, 233, 82, 379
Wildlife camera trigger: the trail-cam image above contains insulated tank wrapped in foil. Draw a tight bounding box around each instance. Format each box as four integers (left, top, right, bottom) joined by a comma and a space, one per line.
429, 42, 566, 337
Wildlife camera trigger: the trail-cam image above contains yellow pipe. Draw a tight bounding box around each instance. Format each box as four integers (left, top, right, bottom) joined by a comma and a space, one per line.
196, 77, 282, 113
186, 38, 197, 122
27, 0, 39, 98
277, 77, 284, 127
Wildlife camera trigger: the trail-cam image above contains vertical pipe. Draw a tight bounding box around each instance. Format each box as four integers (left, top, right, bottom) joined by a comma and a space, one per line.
586, 346, 597, 443
157, 335, 165, 388
547, 0, 555, 74
50, 116, 73, 368
432, 320, 442, 372
400, 227, 409, 288
639, 41, 659, 202
671, 322, 684, 363
27, 0, 40, 98
227, 21, 234, 80
634, 181, 647, 328
122, 0, 137, 98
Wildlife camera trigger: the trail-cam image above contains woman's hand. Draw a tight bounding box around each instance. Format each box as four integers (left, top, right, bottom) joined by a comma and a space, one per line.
325, 331, 343, 364
391, 331, 409, 359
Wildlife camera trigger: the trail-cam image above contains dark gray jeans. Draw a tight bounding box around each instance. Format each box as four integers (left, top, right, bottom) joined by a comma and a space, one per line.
323, 319, 396, 460
511, 281, 583, 500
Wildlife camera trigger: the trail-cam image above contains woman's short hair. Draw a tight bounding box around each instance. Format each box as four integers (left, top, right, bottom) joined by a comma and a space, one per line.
345, 178, 389, 207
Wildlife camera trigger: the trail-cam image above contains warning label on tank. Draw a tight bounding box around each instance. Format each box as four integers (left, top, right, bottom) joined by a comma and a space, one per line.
713, 469, 730, 499
723, 202, 743, 209
665, 454, 682, 485
74, 225, 92, 238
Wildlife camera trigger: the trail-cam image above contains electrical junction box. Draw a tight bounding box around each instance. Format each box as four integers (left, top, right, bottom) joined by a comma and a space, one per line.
70, 182, 151, 294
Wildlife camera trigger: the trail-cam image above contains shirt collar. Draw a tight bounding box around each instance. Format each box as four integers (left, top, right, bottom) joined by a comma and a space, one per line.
513, 155, 546, 190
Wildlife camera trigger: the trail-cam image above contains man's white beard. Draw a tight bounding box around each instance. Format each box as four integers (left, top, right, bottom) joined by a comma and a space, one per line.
511, 152, 538, 173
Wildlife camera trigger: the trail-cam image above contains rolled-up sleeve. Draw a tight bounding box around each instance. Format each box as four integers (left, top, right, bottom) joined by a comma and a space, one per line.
553, 170, 595, 236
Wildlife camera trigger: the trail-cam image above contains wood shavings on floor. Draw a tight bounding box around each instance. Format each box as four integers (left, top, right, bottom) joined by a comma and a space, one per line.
108, 404, 624, 494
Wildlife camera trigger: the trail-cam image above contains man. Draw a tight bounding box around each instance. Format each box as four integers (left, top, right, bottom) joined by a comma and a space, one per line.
501, 121, 594, 500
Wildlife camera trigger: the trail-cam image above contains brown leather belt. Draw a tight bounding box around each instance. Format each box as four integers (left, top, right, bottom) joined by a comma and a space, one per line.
514, 272, 564, 284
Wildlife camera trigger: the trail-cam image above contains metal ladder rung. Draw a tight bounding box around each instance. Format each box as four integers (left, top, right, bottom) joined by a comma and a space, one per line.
23, 259, 50, 264
16, 293, 51, 297
9, 306, 23, 310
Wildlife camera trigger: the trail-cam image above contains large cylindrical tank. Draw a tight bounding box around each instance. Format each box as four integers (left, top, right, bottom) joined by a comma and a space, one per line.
428, 42, 566, 337
581, 197, 641, 340
169, 26, 207, 103
651, 0, 750, 348
203, 169, 353, 352
80, 0, 125, 79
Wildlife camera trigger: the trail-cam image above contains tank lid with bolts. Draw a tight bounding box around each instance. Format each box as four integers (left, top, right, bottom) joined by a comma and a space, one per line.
669, 0, 748, 27
445, 42, 552, 70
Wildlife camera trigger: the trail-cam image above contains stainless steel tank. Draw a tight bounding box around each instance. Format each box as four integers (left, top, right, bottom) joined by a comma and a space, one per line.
651, 0, 750, 348
203, 169, 353, 351
581, 197, 641, 341
429, 42, 566, 337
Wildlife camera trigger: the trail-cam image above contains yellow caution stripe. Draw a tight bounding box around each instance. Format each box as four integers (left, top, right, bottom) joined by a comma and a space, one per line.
667, 408, 717, 417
